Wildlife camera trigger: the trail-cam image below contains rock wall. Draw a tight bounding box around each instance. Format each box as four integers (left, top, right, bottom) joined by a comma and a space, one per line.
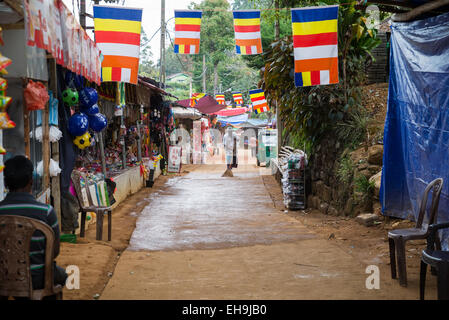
307, 137, 383, 217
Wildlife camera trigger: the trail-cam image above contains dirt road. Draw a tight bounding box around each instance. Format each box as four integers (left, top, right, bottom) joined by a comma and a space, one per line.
97, 163, 435, 300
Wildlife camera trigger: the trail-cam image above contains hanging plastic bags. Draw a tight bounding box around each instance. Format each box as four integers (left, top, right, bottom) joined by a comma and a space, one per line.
37, 159, 61, 177
24, 80, 50, 111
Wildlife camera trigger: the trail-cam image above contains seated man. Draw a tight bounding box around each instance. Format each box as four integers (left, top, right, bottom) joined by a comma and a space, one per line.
0, 155, 67, 294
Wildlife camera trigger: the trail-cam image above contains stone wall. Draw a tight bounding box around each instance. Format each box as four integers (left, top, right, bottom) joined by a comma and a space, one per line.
307, 136, 383, 217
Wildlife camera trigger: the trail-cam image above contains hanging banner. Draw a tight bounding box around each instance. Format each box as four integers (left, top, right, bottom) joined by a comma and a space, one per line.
232, 92, 243, 106
24, 0, 101, 84
93, 5, 143, 84
291, 5, 339, 87
233, 10, 262, 55
249, 89, 270, 114
174, 10, 202, 54
215, 93, 225, 105
190, 92, 205, 107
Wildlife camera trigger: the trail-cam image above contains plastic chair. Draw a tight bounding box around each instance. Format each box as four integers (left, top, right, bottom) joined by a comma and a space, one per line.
71, 171, 112, 241
388, 178, 444, 287
420, 222, 449, 300
0, 215, 63, 300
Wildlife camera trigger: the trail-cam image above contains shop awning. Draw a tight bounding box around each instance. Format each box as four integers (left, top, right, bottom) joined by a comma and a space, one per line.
212, 107, 248, 117
175, 95, 226, 114
234, 118, 268, 129
217, 113, 249, 126
138, 76, 178, 99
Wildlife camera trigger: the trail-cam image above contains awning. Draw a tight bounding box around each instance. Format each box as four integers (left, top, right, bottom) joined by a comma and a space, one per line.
217, 113, 249, 125
234, 118, 268, 129
175, 95, 226, 114
212, 107, 248, 117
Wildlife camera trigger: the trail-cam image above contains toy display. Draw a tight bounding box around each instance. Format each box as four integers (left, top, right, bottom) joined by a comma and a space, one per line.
89, 113, 107, 132
82, 103, 99, 116
68, 112, 89, 136
62, 88, 79, 107
73, 131, 92, 150
79, 87, 98, 108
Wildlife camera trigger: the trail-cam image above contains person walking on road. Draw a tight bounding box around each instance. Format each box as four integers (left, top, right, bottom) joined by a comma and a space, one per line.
222, 126, 238, 176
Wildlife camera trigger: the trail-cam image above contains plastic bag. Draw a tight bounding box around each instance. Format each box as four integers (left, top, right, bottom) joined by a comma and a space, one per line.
24, 80, 49, 111
37, 159, 61, 177
30, 126, 62, 142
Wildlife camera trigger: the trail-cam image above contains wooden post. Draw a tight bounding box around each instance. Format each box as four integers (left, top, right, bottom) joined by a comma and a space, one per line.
42, 83, 50, 193
22, 78, 30, 158
48, 58, 61, 229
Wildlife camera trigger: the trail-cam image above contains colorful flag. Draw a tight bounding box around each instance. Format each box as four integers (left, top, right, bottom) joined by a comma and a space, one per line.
233, 10, 262, 55
291, 5, 339, 87
93, 5, 143, 84
215, 93, 225, 105
249, 89, 270, 114
190, 92, 205, 107
174, 10, 202, 54
232, 92, 243, 106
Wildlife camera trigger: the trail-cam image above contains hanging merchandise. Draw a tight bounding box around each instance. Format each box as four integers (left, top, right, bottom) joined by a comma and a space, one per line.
174, 10, 202, 54
291, 5, 339, 87
233, 10, 263, 55
62, 88, 79, 107
24, 80, 50, 111
249, 89, 270, 114
0, 78, 6, 95
73, 131, 92, 150
65, 71, 83, 90
37, 159, 62, 177
93, 5, 143, 84
79, 87, 98, 108
82, 103, 100, 116
89, 113, 108, 132
68, 112, 89, 136
0, 111, 15, 129
0, 54, 11, 71
232, 92, 243, 106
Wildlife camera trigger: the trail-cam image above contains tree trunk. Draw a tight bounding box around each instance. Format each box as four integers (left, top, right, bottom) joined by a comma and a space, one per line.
214, 62, 218, 95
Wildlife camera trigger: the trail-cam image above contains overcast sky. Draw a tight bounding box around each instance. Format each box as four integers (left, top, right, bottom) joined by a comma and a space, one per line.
62, 0, 232, 63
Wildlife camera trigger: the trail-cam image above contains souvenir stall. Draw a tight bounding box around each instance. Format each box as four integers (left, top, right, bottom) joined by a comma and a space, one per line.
0, 1, 103, 235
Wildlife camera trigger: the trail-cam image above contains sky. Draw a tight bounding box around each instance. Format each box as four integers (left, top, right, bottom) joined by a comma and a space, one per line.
62, 0, 232, 64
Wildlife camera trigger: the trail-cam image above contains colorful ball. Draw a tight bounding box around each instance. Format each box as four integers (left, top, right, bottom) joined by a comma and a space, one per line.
73, 132, 91, 150
68, 112, 89, 136
81, 103, 99, 116
79, 87, 98, 108
62, 88, 79, 107
89, 113, 107, 132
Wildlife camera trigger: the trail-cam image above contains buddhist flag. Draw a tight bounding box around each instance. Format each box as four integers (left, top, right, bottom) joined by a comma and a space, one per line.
190, 92, 205, 107
93, 5, 143, 84
215, 93, 225, 105
233, 10, 262, 55
249, 89, 270, 114
174, 10, 202, 54
291, 5, 339, 87
232, 92, 243, 106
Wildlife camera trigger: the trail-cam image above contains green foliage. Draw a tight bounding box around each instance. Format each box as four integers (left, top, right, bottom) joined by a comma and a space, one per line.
260, 0, 381, 151
354, 174, 375, 197
139, 27, 158, 78
336, 153, 354, 185
336, 107, 371, 149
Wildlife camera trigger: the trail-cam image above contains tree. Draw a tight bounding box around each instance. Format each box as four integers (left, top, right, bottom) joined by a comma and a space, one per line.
191, 0, 235, 94
139, 27, 158, 79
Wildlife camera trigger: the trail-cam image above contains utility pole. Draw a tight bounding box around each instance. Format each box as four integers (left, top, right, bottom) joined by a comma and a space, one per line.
80, 0, 86, 29
274, 0, 283, 156
202, 54, 206, 93
160, 0, 166, 87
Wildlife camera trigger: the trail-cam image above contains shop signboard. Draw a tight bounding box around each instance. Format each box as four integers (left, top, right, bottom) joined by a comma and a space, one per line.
168, 146, 182, 173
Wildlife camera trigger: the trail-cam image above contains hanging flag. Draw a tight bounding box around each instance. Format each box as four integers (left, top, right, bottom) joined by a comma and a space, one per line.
232, 92, 243, 106
174, 10, 202, 54
215, 93, 225, 105
233, 10, 262, 55
249, 89, 270, 114
190, 92, 205, 107
291, 5, 339, 87
93, 5, 143, 84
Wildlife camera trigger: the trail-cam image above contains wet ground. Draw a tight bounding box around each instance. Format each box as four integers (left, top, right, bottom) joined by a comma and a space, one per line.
98, 161, 434, 300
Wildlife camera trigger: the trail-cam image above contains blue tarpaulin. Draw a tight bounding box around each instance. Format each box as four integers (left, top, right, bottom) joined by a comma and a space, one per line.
381, 12, 449, 243
217, 113, 249, 125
